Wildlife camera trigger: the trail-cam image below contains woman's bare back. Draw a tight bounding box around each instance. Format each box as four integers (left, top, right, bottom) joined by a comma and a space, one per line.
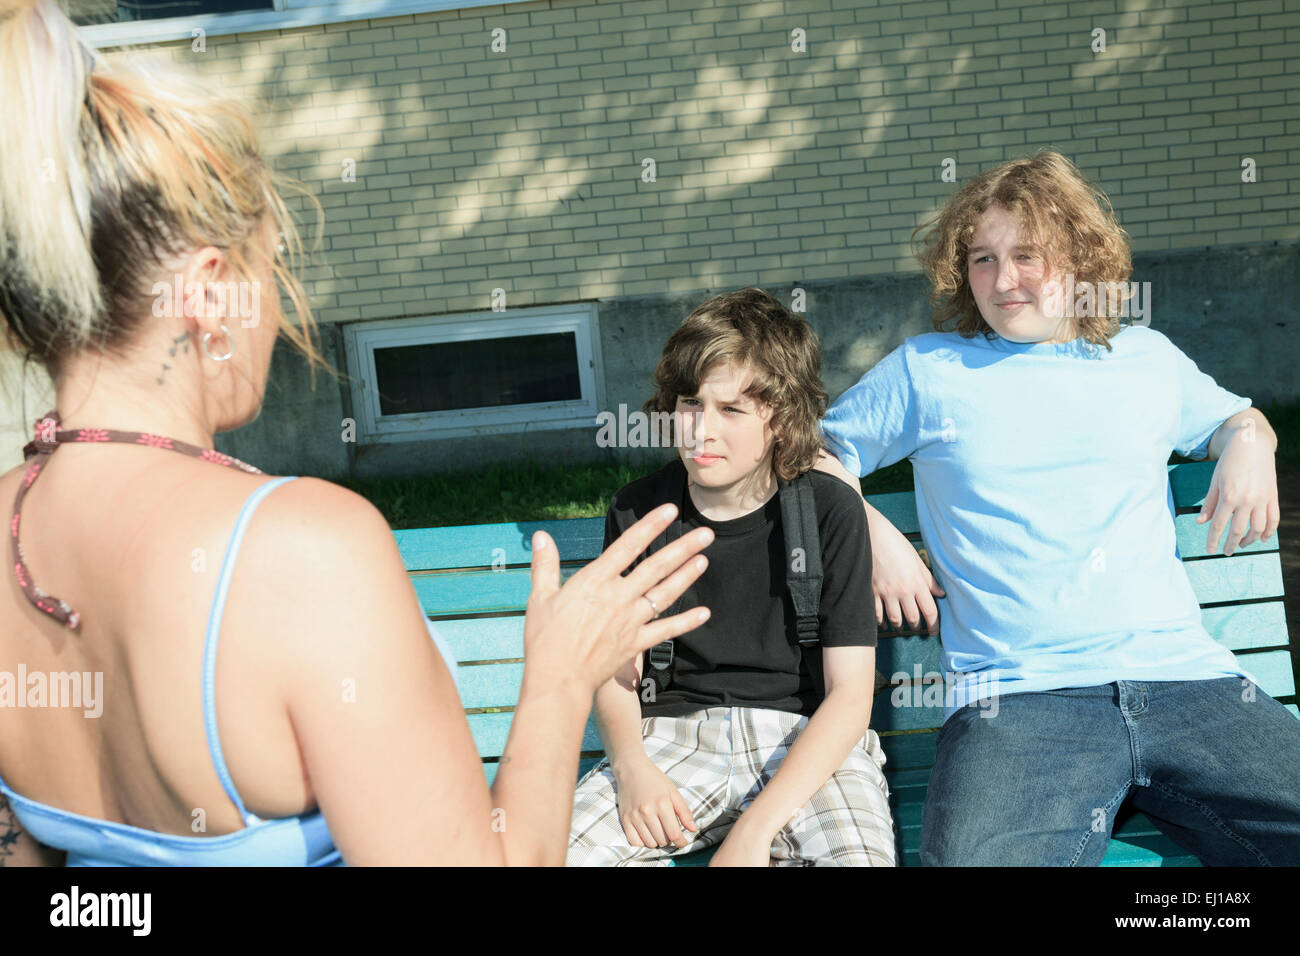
0, 442, 321, 838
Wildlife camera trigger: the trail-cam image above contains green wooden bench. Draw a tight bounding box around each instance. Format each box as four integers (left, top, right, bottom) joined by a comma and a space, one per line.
396, 460, 1297, 866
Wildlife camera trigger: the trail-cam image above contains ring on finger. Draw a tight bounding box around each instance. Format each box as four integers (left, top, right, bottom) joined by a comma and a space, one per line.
642, 594, 659, 618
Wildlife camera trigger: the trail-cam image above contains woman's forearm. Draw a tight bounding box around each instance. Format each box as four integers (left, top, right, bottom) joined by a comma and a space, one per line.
489, 672, 593, 866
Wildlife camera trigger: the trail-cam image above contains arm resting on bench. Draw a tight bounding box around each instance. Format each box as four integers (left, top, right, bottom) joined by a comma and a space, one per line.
813, 450, 945, 635
1199, 408, 1280, 556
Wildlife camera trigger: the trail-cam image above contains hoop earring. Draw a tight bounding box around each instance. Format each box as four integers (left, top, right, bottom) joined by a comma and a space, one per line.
202, 325, 234, 362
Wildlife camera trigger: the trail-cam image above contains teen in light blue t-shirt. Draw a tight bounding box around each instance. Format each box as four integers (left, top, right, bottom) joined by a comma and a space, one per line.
815, 150, 1300, 866
822, 325, 1253, 719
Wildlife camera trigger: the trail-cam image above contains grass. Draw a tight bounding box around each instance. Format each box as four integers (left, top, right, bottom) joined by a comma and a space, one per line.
339, 456, 916, 529
337, 459, 651, 529
340, 400, 1300, 530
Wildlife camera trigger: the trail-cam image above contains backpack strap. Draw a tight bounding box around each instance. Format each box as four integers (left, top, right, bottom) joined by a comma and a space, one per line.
644, 461, 689, 691
781, 472, 826, 700
779, 471, 823, 647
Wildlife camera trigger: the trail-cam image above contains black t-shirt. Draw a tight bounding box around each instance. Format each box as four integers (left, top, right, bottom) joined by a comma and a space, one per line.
602, 458, 875, 718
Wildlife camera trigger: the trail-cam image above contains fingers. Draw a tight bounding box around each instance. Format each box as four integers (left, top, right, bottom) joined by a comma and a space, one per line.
633, 546, 710, 627
881, 596, 904, 631
1204, 499, 1231, 555
1239, 504, 1266, 549
669, 788, 698, 834
917, 589, 941, 637
899, 595, 923, 631
1246, 498, 1279, 548
1223, 506, 1251, 556
621, 815, 650, 849
627, 604, 711, 660
627, 807, 687, 849
624, 525, 714, 599
1197, 482, 1220, 525
658, 809, 688, 848
928, 574, 946, 598
1197, 482, 1219, 556
1263, 500, 1280, 543
874, 594, 884, 628
526, 530, 560, 600
594, 505, 687, 582
640, 811, 670, 848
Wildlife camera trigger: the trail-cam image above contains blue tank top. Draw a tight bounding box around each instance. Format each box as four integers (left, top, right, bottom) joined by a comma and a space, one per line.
0, 475, 460, 866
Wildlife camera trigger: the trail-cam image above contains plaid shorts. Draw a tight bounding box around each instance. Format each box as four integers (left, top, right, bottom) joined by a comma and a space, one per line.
567, 705, 896, 866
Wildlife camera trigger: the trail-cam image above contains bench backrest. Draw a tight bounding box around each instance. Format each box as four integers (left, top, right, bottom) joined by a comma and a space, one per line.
396, 460, 1297, 777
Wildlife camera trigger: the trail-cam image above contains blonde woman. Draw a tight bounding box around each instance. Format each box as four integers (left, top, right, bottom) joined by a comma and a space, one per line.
0, 0, 713, 866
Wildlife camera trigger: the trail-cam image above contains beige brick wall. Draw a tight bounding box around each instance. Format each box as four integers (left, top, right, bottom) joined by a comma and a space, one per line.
2, 0, 1297, 467
103, 0, 1300, 320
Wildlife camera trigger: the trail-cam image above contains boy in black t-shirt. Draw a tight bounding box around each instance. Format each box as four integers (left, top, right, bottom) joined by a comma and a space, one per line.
566, 289, 896, 866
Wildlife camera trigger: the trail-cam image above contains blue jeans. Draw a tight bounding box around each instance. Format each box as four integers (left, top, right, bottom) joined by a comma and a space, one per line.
920, 677, 1300, 866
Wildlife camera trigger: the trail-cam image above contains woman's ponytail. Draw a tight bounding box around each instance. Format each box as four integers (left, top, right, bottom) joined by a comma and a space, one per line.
0, 0, 104, 362
0, 0, 334, 386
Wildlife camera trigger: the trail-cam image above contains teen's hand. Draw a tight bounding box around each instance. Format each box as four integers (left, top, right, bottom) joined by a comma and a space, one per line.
707, 823, 771, 867
868, 508, 944, 635
611, 759, 698, 849
523, 506, 713, 694
1198, 426, 1280, 555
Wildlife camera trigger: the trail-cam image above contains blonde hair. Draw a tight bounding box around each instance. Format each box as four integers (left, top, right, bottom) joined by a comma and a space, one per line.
912, 150, 1135, 350
0, 0, 335, 384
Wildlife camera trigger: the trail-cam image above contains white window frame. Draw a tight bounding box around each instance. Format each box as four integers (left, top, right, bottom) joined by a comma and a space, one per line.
342, 304, 607, 444
76, 0, 509, 49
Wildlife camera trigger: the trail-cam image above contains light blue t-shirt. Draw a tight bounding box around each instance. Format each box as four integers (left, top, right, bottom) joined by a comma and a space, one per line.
822, 326, 1253, 720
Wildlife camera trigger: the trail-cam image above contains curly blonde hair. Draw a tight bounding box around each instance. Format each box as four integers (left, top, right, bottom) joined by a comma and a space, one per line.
643, 288, 828, 482
912, 150, 1135, 350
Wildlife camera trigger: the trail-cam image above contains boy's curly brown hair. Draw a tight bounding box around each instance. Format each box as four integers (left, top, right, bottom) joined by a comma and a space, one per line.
912, 150, 1134, 350
643, 288, 827, 481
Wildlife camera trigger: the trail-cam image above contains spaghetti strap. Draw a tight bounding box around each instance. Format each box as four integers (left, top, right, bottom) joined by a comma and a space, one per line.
202, 475, 298, 826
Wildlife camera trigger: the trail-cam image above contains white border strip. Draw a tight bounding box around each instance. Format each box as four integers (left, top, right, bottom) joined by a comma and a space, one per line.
77, 0, 517, 49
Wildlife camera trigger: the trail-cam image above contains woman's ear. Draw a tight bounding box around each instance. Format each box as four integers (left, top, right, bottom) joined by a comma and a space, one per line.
180, 245, 233, 335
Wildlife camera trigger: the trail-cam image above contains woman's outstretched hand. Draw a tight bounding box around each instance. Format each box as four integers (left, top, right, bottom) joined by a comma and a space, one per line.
523, 505, 713, 692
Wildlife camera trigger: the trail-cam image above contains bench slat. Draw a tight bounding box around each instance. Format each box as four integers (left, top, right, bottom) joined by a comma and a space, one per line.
430, 617, 524, 663
417, 548, 1282, 617
414, 566, 578, 615
875, 635, 947, 680
1183, 552, 1284, 603
467, 712, 606, 759
433, 599, 1290, 668
1174, 513, 1278, 557
1199, 601, 1290, 650
457, 662, 525, 710
454, 648, 1295, 741
1168, 460, 1216, 509
396, 519, 604, 571
1239, 648, 1297, 698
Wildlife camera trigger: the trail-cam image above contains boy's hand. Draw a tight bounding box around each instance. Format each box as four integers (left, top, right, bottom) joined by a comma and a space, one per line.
612, 759, 698, 849
811, 451, 945, 635
869, 509, 945, 634
1198, 425, 1280, 555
